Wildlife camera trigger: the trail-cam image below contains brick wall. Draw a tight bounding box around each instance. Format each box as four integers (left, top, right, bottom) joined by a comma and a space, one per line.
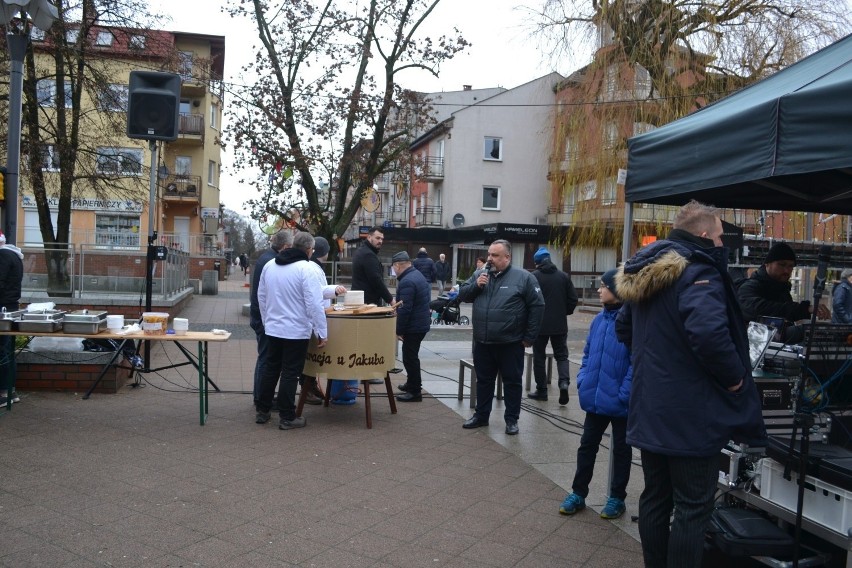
15, 352, 130, 394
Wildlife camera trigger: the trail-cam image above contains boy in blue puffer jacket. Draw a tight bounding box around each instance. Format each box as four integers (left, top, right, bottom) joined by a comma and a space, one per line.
559, 268, 633, 520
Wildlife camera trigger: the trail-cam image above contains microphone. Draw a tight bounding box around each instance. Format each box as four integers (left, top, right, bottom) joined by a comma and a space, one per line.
813, 245, 831, 299
484, 260, 493, 272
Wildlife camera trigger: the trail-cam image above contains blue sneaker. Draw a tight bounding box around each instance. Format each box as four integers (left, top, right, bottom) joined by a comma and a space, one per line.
600, 496, 626, 519
559, 493, 585, 515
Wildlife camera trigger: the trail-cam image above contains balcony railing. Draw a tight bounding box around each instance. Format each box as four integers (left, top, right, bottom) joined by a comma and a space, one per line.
416, 205, 442, 227
162, 175, 201, 201
179, 113, 204, 137
417, 156, 444, 181
388, 204, 408, 223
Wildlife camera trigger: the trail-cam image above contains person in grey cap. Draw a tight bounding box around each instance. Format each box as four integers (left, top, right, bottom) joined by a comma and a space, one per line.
832, 268, 852, 323
390, 251, 431, 402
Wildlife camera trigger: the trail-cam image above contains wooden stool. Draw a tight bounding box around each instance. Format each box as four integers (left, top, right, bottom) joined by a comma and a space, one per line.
296, 372, 398, 428
457, 358, 502, 409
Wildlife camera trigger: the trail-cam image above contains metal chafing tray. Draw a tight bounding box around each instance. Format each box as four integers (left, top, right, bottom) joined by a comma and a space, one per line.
62, 310, 108, 334
17, 309, 65, 333
0, 308, 25, 331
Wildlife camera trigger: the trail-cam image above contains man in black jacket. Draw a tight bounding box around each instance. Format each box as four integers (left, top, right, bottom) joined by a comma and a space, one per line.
528, 248, 578, 405
458, 239, 545, 435
737, 242, 829, 342
351, 227, 393, 306
0, 231, 24, 406
391, 251, 431, 402
412, 248, 436, 288
435, 253, 450, 293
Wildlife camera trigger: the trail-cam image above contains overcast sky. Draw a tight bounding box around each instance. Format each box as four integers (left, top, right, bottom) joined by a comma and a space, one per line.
151, 0, 566, 215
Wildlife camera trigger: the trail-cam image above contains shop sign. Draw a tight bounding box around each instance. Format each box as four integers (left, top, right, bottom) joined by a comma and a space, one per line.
21, 194, 144, 213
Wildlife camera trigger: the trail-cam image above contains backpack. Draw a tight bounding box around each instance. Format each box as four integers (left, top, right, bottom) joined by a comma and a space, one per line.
705, 507, 795, 558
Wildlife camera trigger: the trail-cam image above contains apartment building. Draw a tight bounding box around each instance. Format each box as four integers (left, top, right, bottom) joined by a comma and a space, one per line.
16, 25, 225, 260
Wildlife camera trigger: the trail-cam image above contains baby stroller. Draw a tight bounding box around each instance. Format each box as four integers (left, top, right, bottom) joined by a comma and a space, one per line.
430, 293, 470, 326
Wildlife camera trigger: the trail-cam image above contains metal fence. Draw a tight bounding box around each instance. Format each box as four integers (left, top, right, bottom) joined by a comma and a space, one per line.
19, 242, 191, 300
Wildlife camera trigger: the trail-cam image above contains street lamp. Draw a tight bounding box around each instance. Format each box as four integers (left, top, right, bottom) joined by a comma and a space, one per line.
0, 0, 58, 245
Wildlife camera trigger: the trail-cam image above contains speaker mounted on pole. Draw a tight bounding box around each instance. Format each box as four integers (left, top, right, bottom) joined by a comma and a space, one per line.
127, 71, 181, 141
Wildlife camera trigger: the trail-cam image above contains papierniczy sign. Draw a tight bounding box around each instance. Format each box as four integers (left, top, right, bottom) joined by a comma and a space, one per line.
22, 195, 144, 213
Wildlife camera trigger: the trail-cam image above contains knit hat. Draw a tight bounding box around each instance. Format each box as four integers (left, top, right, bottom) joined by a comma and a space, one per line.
601, 269, 619, 298
311, 236, 330, 261
0, 231, 5, 245
841, 268, 852, 280
765, 242, 796, 265
533, 247, 550, 264
391, 250, 410, 263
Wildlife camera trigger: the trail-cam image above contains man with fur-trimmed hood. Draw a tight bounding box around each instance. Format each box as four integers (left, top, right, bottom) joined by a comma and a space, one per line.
614, 200, 765, 568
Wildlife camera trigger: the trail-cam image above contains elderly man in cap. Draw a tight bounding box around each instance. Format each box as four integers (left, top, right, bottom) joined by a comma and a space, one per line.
529, 246, 577, 405
737, 241, 829, 342
391, 251, 432, 402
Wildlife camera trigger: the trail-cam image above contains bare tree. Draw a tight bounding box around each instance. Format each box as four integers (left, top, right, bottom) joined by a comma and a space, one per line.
2, 0, 169, 295
527, 0, 851, 117
224, 0, 467, 256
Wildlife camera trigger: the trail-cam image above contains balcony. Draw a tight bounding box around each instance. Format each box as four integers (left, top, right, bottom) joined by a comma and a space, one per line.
415, 205, 442, 227
417, 156, 444, 181
162, 175, 201, 203
177, 113, 204, 144
388, 204, 408, 224
546, 204, 575, 225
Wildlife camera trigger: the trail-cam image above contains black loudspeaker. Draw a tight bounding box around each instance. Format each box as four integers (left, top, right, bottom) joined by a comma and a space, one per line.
126, 71, 181, 141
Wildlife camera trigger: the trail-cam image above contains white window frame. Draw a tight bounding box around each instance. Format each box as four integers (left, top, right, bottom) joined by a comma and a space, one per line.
95, 31, 113, 46
96, 147, 143, 176
98, 83, 128, 112
31, 28, 45, 42
65, 29, 79, 44
40, 144, 60, 172
95, 213, 140, 248
580, 180, 597, 201
208, 160, 216, 186
602, 177, 617, 205
482, 186, 501, 210
210, 102, 218, 130
604, 122, 619, 148
36, 78, 72, 108
483, 137, 502, 161
129, 34, 146, 49
178, 51, 193, 80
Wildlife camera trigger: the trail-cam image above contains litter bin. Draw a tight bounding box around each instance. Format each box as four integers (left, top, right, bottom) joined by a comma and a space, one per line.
213, 260, 222, 281
201, 270, 219, 295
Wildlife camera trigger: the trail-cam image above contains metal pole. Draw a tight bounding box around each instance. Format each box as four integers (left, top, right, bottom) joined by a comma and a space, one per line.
4, 33, 27, 244
144, 140, 158, 370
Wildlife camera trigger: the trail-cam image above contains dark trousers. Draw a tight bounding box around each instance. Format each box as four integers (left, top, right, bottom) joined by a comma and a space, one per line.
572, 413, 631, 500
473, 341, 524, 423
0, 335, 15, 394
257, 337, 309, 420
253, 329, 270, 404
638, 449, 719, 568
401, 332, 426, 392
532, 333, 569, 391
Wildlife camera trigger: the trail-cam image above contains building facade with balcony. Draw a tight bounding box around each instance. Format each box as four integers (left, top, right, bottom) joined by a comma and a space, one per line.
14, 25, 225, 266
409, 74, 564, 231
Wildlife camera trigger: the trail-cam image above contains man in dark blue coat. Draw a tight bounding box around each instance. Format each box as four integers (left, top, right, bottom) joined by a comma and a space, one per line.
529, 247, 577, 405
391, 251, 431, 402
412, 248, 437, 287
615, 200, 765, 568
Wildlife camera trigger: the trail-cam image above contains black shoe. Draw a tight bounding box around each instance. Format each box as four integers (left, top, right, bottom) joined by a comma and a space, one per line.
527, 391, 548, 401
396, 392, 422, 402
397, 383, 411, 392
463, 415, 489, 429
389, 368, 404, 374
255, 410, 271, 424
558, 380, 570, 406
505, 421, 519, 435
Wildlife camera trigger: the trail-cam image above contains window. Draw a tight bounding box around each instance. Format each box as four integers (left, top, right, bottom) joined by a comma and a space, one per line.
602, 66, 618, 101
98, 84, 128, 112
634, 65, 652, 98
95, 214, 140, 248
65, 29, 79, 44
96, 147, 142, 176
483, 137, 502, 161
482, 186, 500, 210
40, 145, 60, 171
129, 34, 146, 49
175, 156, 192, 176
95, 31, 113, 46
633, 122, 656, 136
36, 78, 72, 108
210, 102, 218, 129
31, 28, 45, 42
604, 122, 620, 148
208, 160, 216, 186
178, 51, 193, 80
602, 177, 617, 205
580, 180, 597, 201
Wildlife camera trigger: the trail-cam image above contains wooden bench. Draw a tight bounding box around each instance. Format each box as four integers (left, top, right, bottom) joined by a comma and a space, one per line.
524, 349, 556, 392
457, 359, 502, 409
